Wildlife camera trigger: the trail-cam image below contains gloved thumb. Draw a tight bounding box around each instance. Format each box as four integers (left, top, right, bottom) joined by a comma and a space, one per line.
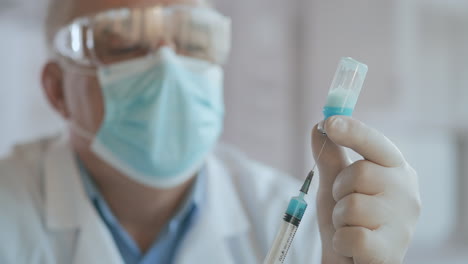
312, 117, 352, 262
312, 119, 351, 190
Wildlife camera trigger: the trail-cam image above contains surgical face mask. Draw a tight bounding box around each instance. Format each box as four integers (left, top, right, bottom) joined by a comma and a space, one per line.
71, 47, 224, 188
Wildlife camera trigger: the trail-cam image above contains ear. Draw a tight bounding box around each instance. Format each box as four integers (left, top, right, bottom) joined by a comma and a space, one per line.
41, 62, 70, 118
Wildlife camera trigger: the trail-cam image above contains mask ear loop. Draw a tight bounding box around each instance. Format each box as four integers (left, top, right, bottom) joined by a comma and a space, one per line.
67, 120, 95, 142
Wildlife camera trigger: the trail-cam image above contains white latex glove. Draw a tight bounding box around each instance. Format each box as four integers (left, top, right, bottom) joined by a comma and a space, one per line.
312, 116, 421, 264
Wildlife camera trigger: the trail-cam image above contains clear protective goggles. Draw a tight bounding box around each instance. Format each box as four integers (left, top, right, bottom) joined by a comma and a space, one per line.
53, 4, 231, 67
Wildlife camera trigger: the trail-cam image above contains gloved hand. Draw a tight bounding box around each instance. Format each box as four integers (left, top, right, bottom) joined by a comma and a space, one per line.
312, 116, 421, 264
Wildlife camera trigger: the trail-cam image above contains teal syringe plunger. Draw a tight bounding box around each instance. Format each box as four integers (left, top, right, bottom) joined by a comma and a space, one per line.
263, 171, 314, 264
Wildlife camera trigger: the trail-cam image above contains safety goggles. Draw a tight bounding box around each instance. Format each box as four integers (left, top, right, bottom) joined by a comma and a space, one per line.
53, 4, 231, 67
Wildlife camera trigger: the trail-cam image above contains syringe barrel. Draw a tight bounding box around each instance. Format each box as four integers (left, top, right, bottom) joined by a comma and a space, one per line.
263, 217, 299, 264
264, 193, 308, 264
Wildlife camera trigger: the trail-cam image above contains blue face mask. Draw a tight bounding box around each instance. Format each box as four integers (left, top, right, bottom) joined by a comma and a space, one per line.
87, 48, 224, 188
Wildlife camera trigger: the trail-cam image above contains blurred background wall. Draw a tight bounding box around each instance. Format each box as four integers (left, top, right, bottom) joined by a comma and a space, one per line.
1, 0, 467, 263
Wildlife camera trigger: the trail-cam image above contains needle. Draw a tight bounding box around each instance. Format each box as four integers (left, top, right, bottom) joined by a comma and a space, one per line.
300, 137, 327, 194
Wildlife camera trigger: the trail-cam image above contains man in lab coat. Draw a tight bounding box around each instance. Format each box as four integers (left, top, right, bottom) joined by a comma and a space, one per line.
0, 0, 421, 263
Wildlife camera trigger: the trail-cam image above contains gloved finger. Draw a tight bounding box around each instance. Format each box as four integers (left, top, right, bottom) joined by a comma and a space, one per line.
332, 159, 397, 201
332, 193, 389, 230
324, 116, 405, 168
333, 226, 387, 261
312, 123, 352, 260
312, 123, 351, 189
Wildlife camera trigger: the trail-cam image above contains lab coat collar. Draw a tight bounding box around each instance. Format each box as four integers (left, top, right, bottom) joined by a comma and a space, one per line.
44, 135, 124, 264
44, 136, 251, 263
175, 150, 251, 264
44, 135, 82, 230
203, 151, 250, 237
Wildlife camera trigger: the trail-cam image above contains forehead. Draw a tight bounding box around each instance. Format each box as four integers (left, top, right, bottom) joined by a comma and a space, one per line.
71, 0, 203, 20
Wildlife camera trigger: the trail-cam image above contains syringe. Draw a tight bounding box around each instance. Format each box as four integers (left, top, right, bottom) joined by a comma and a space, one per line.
263, 170, 315, 264
263, 138, 327, 264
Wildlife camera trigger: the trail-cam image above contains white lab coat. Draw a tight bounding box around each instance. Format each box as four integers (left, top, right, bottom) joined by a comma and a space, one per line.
0, 135, 321, 264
